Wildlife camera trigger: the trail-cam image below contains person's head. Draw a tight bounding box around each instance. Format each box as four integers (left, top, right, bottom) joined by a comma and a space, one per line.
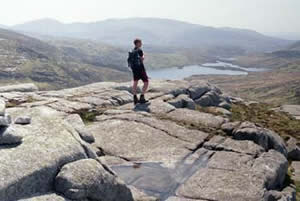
134, 38, 142, 48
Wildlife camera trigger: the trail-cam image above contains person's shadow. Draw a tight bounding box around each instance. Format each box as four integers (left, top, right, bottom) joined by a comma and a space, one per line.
133, 102, 151, 113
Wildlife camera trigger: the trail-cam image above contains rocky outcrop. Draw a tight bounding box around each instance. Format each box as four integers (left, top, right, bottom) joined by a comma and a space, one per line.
55, 159, 133, 201
166, 108, 227, 128
0, 80, 294, 201
168, 94, 196, 110
286, 137, 300, 161
176, 150, 288, 201
253, 150, 288, 190
0, 106, 88, 201
222, 121, 288, 157
90, 110, 208, 167
204, 135, 264, 156
0, 83, 38, 93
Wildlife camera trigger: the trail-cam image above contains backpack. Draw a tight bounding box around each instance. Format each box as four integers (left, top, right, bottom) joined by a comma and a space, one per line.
127, 49, 141, 68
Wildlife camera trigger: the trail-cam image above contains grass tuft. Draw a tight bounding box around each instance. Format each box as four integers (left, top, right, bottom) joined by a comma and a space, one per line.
231, 103, 300, 141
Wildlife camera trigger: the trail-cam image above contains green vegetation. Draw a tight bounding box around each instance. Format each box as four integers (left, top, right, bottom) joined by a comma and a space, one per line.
78, 107, 112, 124
78, 110, 101, 124
51, 39, 213, 70
0, 29, 131, 90
231, 103, 300, 141
0, 29, 216, 90
296, 180, 300, 201
196, 106, 227, 117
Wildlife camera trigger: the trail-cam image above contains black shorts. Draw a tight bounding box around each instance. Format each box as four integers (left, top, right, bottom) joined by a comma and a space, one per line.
132, 67, 148, 82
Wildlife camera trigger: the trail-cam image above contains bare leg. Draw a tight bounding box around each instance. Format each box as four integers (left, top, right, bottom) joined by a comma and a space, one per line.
142, 81, 149, 95
132, 80, 139, 95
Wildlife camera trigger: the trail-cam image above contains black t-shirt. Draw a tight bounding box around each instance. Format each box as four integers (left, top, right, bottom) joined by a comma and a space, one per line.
134, 47, 143, 56
134, 47, 144, 68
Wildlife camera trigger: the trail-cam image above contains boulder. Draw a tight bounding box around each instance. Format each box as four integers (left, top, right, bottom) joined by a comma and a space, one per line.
187, 81, 218, 100
55, 159, 134, 201
168, 94, 196, 110
14, 116, 32, 125
193, 89, 231, 109
286, 137, 300, 161
194, 90, 220, 107
232, 122, 288, 157
0, 126, 23, 145
0, 83, 38, 93
0, 106, 88, 201
252, 150, 288, 190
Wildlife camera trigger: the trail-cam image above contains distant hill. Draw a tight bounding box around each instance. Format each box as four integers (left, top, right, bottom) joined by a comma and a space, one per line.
233, 40, 300, 70
265, 32, 300, 41
288, 41, 300, 51
0, 24, 7, 29
12, 18, 291, 52
0, 28, 129, 90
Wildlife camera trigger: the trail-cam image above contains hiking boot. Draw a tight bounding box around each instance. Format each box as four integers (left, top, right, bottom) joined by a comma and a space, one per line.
139, 94, 149, 104
133, 95, 139, 105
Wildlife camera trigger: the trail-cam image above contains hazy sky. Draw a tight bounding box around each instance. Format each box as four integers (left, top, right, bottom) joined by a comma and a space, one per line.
1, 0, 300, 33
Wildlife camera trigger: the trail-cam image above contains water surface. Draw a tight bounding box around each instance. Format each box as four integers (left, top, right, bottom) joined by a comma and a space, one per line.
111, 151, 212, 200
147, 61, 264, 80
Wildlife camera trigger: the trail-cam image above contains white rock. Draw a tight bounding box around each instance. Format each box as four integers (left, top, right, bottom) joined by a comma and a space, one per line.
0, 114, 11, 127
0, 99, 6, 116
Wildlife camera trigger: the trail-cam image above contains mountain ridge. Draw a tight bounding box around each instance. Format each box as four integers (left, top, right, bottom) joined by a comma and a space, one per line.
11, 17, 291, 52
0, 28, 129, 90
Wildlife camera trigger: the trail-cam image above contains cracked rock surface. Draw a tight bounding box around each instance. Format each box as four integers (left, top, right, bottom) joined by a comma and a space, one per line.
0, 80, 295, 201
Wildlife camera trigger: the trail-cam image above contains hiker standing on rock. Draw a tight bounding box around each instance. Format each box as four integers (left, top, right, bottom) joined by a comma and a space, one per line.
127, 38, 149, 105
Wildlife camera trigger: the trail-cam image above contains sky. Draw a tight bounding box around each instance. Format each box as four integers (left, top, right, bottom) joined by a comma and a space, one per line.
0, 0, 300, 34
